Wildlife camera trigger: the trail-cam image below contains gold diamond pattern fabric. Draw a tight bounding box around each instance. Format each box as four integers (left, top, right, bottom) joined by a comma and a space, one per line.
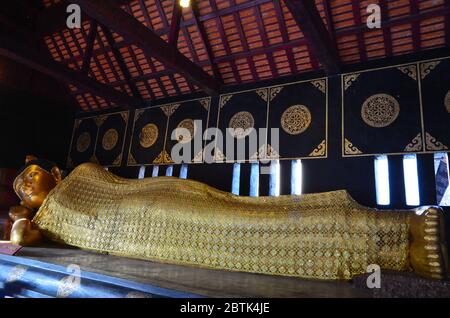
34, 163, 411, 280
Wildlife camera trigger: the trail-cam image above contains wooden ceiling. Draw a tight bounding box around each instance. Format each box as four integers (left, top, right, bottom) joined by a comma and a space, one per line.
4, 0, 450, 112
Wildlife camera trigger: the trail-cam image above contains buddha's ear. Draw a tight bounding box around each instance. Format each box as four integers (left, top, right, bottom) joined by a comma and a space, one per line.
25, 155, 37, 164
51, 166, 62, 184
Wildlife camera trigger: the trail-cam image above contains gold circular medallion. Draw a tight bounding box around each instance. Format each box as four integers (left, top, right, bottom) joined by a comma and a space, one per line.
102, 129, 119, 151
445, 90, 450, 114
139, 123, 158, 148
361, 93, 400, 128
281, 105, 312, 135
175, 118, 196, 144
228, 111, 255, 139
76, 132, 91, 153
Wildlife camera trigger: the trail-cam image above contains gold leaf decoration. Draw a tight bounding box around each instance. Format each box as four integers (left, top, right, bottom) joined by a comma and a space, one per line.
153, 150, 173, 164
425, 132, 448, 151
255, 88, 268, 102
281, 105, 312, 135
128, 153, 137, 165
270, 87, 283, 101
311, 80, 326, 93
95, 115, 107, 127
199, 98, 210, 111
161, 104, 180, 117
444, 90, 450, 114
344, 139, 363, 155
120, 111, 129, 123
397, 65, 417, 81
404, 133, 423, 152
420, 61, 441, 80
74, 119, 82, 130
344, 74, 360, 90
134, 109, 145, 122
361, 94, 400, 128
112, 153, 123, 166
220, 94, 233, 109
309, 140, 326, 157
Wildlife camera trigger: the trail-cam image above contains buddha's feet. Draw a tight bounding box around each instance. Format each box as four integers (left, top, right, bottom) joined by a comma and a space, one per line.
410, 207, 449, 280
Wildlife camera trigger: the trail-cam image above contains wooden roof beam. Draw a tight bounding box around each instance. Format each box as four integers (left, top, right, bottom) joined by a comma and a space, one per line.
284, 0, 340, 75
70, 0, 220, 95
0, 33, 139, 108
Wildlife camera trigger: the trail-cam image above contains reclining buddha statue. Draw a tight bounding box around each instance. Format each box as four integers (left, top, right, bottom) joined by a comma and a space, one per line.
8, 156, 449, 281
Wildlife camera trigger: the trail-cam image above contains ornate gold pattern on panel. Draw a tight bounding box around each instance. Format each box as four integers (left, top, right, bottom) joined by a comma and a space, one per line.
128, 153, 137, 165
444, 90, 450, 114
199, 98, 210, 111
94, 115, 107, 127
311, 79, 326, 93
255, 88, 268, 102
175, 118, 196, 144
153, 150, 173, 164
102, 129, 119, 151
397, 65, 417, 81
309, 140, 326, 157
426, 132, 449, 151
229, 111, 255, 139
214, 148, 226, 162
112, 153, 123, 166
344, 138, 363, 155
281, 105, 312, 135
220, 94, 233, 108
420, 61, 441, 80
120, 111, 129, 123
34, 164, 416, 280
74, 119, 82, 130
161, 104, 180, 117
135, 109, 145, 121
361, 94, 400, 128
343, 74, 360, 90
6, 265, 28, 283
404, 133, 423, 152
139, 123, 158, 148
270, 87, 283, 101
76, 132, 91, 153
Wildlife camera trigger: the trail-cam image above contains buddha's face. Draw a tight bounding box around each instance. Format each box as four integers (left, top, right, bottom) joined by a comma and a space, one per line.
14, 165, 60, 209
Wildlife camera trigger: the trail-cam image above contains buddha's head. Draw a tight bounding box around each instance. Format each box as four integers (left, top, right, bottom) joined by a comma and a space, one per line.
13, 155, 62, 209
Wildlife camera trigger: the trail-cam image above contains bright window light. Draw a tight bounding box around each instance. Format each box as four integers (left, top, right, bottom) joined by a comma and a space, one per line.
291, 159, 303, 195
179, 164, 188, 179
232, 163, 241, 195
434, 153, 450, 206
165, 165, 174, 177
250, 163, 259, 197
269, 160, 280, 197
403, 154, 420, 206
152, 165, 159, 177
138, 166, 146, 179
374, 155, 390, 205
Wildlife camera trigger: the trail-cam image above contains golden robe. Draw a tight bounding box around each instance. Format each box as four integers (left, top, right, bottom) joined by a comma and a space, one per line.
33, 163, 447, 280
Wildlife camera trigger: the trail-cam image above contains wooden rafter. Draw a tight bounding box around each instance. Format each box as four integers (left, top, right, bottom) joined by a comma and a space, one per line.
82, 20, 98, 74
378, 0, 393, 57
284, 0, 340, 74
0, 34, 138, 108
274, 0, 297, 74
70, 0, 220, 95
169, 1, 182, 46
100, 24, 143, 100
350, 0, 367, 61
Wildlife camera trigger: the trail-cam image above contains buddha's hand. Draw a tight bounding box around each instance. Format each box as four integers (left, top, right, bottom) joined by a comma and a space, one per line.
9, 205, 33, 222
10, 219, 42, 246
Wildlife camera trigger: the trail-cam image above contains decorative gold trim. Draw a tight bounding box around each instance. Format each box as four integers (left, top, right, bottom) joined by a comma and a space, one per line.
361, 94, 400, 128
311, 79, 326, 93
426, 132, 448, 151
76, 132, 91, 153
270, 87, 283, 101
281, 105, 312, 135
397, 65, 417, 81
128, 153, 137, 165
445, 90, 450, 114
94, 115, 107, 127
344, 139, 363, 155
120, 111, 129, 123
139, 123, 159, 148
255, 88, 268, 102
219, 94, 233, 109
343, 74, 360, 90
135, 109, 145, 122
404, 133, 423, 152
102, 128, 119, 151
161, 104, 180, 117
309, 140, 326, 157
74, 119, 82, 130
420, 61, 441, 80
153, 150, 173, 164
112, 153, 123, 166
199, 98, 210, 111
